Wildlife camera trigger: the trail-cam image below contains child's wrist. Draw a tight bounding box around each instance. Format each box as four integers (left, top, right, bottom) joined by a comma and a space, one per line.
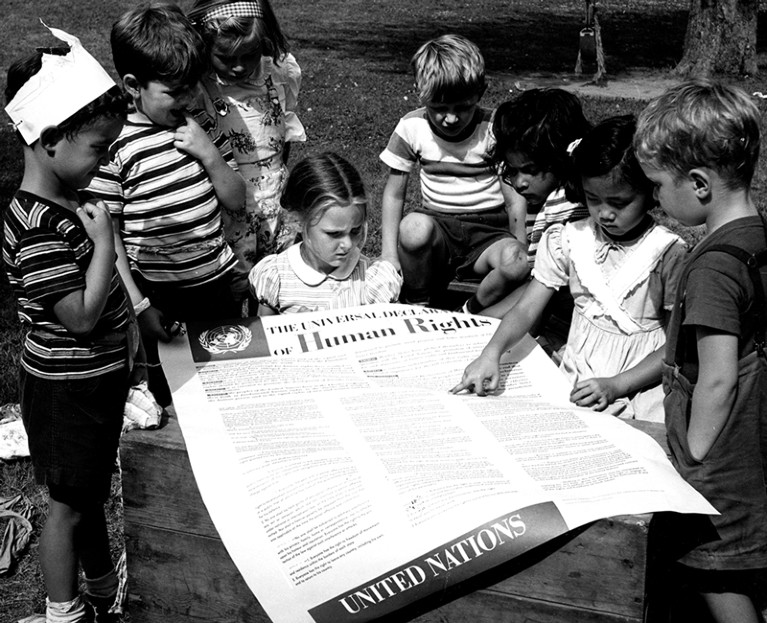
133, 296, 151, 316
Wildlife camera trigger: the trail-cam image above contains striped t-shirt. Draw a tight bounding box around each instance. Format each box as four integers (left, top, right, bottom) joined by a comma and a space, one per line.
87, 113, 237, 287
526, 187, 589, 268
379, 107, 505, 214
3, 191, 132, 379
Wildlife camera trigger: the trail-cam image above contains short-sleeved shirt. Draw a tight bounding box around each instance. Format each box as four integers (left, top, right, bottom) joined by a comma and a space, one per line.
3, 191, 132, 379
249, 243, 403, 313
87, 113, 237, 287
676, 215, 767, 379
379, 107, 505, 214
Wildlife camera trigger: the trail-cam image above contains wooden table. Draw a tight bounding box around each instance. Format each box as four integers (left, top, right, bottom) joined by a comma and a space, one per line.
120, 415, 670, 623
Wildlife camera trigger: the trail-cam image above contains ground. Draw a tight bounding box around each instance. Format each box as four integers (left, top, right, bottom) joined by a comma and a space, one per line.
494, 68, 689, 100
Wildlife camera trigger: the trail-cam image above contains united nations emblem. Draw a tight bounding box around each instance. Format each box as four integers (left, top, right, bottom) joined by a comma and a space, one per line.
198, 325, 252, 354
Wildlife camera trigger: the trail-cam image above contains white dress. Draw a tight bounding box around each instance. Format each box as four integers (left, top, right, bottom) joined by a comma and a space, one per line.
200, 54, 306, 293
533, 218, 687, 421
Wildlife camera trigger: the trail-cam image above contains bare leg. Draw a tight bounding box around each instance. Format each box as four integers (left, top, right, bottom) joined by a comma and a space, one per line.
478, 281, 529, 319
473, 238, 529, 308
39, 498, 80, 602
398, 213, 444, 302
702, 592, 761, 623
76, 504, 113, 580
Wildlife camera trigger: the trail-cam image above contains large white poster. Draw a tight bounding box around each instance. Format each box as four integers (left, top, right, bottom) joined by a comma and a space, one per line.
160, 304, 715, 623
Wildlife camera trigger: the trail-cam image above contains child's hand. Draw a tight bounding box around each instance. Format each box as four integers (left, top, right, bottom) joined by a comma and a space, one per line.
138, 305, 174, 343
76, 201, 113, 248
173, 113, 218, 165
450, 354, 500, 396
569, 377, 619, 411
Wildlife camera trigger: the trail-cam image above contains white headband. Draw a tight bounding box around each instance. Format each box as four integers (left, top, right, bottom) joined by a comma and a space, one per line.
5, 22, 115, 144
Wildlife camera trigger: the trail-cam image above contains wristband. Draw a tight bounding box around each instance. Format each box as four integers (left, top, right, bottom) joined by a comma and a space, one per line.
133, 297, 151, 316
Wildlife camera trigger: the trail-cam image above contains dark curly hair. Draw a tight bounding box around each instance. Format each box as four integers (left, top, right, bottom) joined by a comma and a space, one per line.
493, 88, 591, 198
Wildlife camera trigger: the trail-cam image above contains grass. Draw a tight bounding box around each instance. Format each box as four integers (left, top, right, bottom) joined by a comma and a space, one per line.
1, 1, 767, 622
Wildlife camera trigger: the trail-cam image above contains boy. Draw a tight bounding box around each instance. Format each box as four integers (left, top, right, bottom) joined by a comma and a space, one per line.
88, 2, 246, 406
635, 80, 767, 622
380, 34, 527, 311
4, 26, 134, 623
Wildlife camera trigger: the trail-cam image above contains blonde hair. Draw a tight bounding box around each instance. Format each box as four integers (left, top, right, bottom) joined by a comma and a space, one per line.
634, 79, 760, 189
411, 34, 485, 103
282, 152, 368, 233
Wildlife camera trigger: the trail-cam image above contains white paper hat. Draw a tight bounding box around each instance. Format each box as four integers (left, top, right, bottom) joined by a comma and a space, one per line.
5, 22, 116, 144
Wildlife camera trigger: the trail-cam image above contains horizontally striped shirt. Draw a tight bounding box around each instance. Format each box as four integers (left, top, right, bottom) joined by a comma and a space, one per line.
379, 107, 504, 214
249, 243, 403, 313
87, 113, 237, 287
526, 187, 589, 268
3, 191, 132, 379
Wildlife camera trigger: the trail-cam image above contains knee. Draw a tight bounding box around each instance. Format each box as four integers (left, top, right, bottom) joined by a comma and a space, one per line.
496, 240, 530, 281
399, 213, 436, 253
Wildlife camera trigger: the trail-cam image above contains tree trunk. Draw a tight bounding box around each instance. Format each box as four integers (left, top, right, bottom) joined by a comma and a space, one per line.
675, 0, 758, 77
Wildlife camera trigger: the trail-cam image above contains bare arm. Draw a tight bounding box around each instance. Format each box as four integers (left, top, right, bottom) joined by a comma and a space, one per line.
687, 328, 738, 460
257, 305, 278, 317
380, 169, 409, 269
53, 202, 115, 334
501, 182, 528, 245
450, 278, 555, 395
570, 348, 664, 411
111, 219, 171, 342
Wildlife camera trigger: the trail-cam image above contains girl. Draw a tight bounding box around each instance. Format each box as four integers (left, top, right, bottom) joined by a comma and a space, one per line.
189, 0, 306, 298
452, 116, 687, 422
249, 152, 402, 314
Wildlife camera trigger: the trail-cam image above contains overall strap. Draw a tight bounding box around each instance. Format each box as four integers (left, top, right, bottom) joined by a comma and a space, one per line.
667, 221, 767, 367
702, 228, 767, 359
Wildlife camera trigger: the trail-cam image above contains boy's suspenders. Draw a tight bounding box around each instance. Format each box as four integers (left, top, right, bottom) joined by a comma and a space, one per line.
701, 218, 767, 359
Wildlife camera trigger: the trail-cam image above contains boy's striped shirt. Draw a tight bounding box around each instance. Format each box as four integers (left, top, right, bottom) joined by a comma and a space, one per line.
3, 192, 132, 379
379, 107, 505, 214
88, 115, 237, 286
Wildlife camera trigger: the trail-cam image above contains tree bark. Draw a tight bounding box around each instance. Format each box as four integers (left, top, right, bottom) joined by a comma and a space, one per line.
675, 0, 758, 77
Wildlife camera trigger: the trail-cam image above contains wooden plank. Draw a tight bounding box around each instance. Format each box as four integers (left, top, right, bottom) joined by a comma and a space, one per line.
121, 415, 219, 538
124, 524, 266, 623
124, 523, 640, 623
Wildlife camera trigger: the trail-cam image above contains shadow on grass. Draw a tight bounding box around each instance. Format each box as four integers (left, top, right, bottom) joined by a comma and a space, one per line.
284, 4, 690, 74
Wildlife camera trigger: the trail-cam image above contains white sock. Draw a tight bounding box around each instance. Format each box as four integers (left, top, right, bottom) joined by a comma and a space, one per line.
45, 596, 87, 623
84, 568, 118, 601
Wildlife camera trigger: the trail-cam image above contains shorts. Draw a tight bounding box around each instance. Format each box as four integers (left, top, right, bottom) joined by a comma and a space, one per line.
414, 206, 515, 286
20, 366, 129, 502
134, 271, 241, 322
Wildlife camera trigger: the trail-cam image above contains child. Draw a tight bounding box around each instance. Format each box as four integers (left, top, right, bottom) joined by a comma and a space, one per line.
479, 87, 591, 320
380, 34, 528, 311
249, 152, 402, 314
4, 27, 134, 623
635, 80, 767, 621
88, 2, 246, 407
451, 115, 687, 422
189, 0, 306, 299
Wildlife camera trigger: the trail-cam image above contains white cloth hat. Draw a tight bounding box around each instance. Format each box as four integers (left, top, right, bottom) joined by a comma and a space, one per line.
5, 22, 115, 144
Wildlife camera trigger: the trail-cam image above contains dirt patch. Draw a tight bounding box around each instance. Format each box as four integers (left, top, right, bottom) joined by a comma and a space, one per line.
490, 69, 681, 101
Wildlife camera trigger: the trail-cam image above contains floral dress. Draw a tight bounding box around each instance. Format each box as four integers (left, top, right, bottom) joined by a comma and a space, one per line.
201, 53, 306, 295
533, 218, 687, 421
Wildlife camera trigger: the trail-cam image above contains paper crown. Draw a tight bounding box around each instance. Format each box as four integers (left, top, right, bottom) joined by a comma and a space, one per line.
5, 23, 116, 145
